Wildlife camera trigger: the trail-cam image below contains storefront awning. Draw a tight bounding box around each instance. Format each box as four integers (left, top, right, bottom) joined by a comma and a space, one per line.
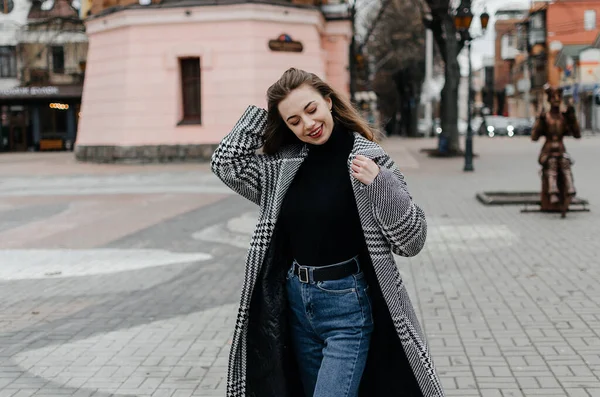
555, 45, 591, 68
0, 85, 83, 101
560, 84, 600, 100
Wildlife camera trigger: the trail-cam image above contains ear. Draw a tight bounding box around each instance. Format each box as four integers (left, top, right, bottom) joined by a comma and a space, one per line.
325, 95, 333, 111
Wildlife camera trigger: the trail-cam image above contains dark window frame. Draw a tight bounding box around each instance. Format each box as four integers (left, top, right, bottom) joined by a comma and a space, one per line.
0, 46, 17, 78
52, 46, 65, 74
40, 103, 69, 139
178, 57, 202, 125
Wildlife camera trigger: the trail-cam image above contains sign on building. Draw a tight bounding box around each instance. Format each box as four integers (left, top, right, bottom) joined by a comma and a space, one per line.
268, 34, 303, 53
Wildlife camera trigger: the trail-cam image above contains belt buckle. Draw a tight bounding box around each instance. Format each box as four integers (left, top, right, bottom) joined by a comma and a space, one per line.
298, 267, 309, 283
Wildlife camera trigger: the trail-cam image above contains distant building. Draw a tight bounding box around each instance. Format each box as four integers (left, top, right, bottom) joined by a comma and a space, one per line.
0, 0, 87, 153
504, 0, 600, 129
493, 5, 529, 117
549, 0, 600, 131
75, 0, 352, 163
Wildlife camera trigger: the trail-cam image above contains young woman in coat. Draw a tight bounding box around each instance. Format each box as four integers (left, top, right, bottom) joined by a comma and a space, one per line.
211, 68, 445, 397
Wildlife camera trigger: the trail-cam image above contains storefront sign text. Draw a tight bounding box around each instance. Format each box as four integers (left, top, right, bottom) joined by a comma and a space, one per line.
0, 86, 60, 97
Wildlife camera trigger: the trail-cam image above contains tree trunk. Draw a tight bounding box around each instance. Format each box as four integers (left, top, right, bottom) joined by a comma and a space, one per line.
393, 64, 425, 138
439, 15, 461, 154
409, 94, 420, 136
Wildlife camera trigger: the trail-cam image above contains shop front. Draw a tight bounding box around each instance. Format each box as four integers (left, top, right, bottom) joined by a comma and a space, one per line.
558, 48, 600, 132
0, 85, 81, 152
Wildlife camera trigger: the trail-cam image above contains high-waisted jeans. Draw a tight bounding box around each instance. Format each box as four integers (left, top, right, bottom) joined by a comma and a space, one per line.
285, 257, 374, 397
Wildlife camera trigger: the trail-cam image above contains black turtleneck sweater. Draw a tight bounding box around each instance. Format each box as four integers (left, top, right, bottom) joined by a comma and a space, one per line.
279, 125, 364, 266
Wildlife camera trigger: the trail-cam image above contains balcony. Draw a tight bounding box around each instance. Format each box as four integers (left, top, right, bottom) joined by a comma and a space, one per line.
22, 67, 85, 86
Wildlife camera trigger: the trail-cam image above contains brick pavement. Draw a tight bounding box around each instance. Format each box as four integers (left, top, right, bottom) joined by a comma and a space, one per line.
0, 135, 599, 397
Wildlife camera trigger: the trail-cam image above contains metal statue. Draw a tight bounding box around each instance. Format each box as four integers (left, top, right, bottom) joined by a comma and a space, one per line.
531, 86, 581, 218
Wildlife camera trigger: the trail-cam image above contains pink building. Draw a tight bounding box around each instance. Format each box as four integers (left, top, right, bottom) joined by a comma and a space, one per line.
75, 1, 352, 163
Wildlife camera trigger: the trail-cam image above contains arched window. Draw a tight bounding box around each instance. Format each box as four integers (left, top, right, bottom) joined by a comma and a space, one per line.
1, 0, 14, 14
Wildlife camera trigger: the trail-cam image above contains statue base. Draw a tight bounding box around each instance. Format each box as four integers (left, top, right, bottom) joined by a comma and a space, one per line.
476, 191, 590, 216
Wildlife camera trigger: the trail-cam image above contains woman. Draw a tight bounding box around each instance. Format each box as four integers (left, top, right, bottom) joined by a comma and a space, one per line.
211, 68, 445, 397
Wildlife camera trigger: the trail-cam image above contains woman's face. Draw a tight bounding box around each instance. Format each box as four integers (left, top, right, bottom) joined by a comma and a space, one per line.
277, 84, 334, 145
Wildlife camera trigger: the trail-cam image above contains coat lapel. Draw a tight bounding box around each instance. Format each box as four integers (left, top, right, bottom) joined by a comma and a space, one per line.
272, 144, 308, 215
351, 133, 385, 156
347, 133, 386, 183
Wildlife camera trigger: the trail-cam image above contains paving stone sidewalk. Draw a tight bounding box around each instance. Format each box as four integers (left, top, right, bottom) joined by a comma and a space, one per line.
0, 135, 599, 397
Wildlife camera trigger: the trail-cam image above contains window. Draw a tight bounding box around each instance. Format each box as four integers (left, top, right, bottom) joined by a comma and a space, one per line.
506, 34, 515, 47
40, 103, 69, 138
1, 0, 14, 14
584, 10, 596, 31
179, 57, 201, 124
0, 46, 17, 78
52, 46, 65, 74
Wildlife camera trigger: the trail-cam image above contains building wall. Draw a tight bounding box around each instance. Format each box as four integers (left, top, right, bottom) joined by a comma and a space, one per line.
0, 0, 30, 46
494, 20, 518, 92
77, 3, 351, 148
547, 0, 600, 87
321, 20, 351, 100
547, 0, 600, 45
0, 0, 31, 90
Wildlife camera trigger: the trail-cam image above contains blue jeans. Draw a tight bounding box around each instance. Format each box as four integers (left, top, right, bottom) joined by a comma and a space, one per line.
285, 258, 374, 397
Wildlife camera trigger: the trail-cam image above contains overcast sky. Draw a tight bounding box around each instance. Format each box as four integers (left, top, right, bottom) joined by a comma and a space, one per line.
356, 0, 533, 72
469, 0, 532, 69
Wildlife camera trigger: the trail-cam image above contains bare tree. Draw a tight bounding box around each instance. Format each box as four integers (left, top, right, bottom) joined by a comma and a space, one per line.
364, 0, 427, 137
424, 0, 466, 155
358, 0, 469, 151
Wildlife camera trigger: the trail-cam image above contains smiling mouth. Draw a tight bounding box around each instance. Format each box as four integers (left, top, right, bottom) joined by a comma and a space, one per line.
308, 125, 323, 138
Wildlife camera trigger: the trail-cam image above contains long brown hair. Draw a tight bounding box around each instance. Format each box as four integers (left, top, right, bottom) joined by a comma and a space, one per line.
263, 68, 379, 155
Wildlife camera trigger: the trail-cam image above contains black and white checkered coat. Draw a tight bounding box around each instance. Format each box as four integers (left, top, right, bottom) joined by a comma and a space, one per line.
211, 105, 445, 397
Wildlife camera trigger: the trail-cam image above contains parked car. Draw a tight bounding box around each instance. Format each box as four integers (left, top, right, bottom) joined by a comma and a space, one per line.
417, 119, 431, 137
509, 117, 534, 136
478, 116, 517, 137
471, 116, 484, 133
431, 118, 467, 136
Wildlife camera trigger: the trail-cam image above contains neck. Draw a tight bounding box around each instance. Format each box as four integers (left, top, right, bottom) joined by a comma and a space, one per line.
309, 123, 351, 153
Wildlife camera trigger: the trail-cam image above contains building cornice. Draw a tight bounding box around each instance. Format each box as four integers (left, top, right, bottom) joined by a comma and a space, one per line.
322, 19, 351, 38
85, 2, 328, 35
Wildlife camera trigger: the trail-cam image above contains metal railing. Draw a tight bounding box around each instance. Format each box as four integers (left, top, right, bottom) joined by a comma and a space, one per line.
20, 67, 85, 86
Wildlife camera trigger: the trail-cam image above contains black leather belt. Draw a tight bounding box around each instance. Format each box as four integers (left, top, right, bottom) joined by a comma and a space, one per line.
292, 257, 359, 284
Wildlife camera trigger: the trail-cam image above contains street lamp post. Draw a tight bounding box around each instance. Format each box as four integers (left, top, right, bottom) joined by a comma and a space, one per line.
454, 1, 489, 172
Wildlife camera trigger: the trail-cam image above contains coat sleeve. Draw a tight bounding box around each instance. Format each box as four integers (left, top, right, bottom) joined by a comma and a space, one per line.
210, 105, 269, 206
363, 154, 427, 257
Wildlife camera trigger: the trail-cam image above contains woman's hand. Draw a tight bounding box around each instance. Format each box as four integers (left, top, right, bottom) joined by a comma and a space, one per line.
351, 155, 380, 185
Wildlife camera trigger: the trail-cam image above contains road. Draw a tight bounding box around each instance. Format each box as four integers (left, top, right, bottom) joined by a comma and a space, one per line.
0, 135, 598, 397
